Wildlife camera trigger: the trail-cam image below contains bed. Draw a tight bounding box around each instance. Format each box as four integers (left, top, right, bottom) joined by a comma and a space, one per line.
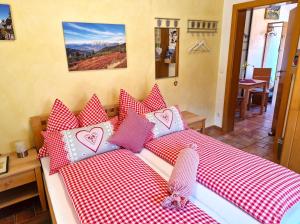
31, 105, 225, 223
31, 104, 300, 224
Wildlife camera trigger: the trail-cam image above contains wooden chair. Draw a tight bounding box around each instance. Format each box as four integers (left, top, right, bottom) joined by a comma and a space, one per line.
236, 96, 244, 118
248, 68, 272, 112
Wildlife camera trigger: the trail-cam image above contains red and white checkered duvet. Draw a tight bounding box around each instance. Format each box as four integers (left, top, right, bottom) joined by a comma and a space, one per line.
145, 129, 300, 224
59, 149, 218, 224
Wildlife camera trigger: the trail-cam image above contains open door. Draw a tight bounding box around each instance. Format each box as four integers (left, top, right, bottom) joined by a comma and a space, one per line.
281, 48, 300, 173
273, 6, 300, 160
270, 22, 288, 135
222, 1, 300, 134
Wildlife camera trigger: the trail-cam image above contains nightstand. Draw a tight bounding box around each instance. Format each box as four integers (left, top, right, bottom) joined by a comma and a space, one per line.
181, 111, 206, 134
0, 149, 47, 211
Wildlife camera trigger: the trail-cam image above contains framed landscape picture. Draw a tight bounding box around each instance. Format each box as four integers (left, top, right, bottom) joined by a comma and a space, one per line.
0, 4, 15, 40
62, 22, 127, 71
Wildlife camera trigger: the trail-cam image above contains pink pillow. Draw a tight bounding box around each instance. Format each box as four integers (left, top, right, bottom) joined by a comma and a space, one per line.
118, 89, 151, 124
109, 109, 154, 153
38, 99, 79, 158
162, 145, 199, 209
143, 84, 167, 111
77, 94, 109, 127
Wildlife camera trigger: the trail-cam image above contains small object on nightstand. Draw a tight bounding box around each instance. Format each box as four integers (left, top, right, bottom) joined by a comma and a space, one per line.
0, 156, 9, 175
15, 140, 28, 158
0, 149, 47, 211
181, 111, 206, 134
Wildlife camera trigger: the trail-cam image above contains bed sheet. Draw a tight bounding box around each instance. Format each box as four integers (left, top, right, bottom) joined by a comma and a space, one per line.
138, 148, 259, 224
41, 151, 226, 224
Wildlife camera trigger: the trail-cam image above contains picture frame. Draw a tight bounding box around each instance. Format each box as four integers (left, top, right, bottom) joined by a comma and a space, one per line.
0, 155, 9, 175
265, 6, 281, 20
62, 22, 127, 71
0, 4, 15, 40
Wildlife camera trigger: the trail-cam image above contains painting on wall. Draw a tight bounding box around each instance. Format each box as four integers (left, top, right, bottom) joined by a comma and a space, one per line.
62, 22, 127, 71
0, 4, 15, 40
265, 6, 280, 20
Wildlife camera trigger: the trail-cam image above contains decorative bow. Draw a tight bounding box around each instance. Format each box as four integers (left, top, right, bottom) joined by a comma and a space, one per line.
161, 193, 188, 210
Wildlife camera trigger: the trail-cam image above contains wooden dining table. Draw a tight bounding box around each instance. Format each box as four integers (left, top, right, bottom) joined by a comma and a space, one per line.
238, 79, 268, 119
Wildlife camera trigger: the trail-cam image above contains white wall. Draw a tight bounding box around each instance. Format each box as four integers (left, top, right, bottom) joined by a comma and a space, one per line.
215, 0, 249, 127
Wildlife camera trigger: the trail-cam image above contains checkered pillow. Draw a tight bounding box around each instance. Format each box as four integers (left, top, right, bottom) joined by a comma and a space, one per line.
143, 84, 167, 111
38, 99, 79, 158
77, 94, 109, 127
118, 89, 151, 123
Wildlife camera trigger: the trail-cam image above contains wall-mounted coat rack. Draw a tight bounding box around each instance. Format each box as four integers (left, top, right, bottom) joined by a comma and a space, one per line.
187, 20, 218, 33
155, 17, 180, 28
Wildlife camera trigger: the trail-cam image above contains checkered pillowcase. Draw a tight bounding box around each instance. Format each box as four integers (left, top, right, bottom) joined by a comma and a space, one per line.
118, 84, 167, 124
77, 94, 109, 127
38, 99, 79, 158
143, 83, 167, 111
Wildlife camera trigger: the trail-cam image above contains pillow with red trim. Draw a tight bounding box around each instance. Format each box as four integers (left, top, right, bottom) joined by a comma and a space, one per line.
118, 89, 151, 124
162, 146, 199, 209
38, 99, 79, 158
143, 84, 167, 111
109, 109, 154, 153
44, 121, 119, 174
145, 106, 185, 139
77, 94, 109, 127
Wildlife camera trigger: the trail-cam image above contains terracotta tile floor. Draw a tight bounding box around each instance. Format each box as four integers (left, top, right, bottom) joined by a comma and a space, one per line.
206, 104, 278, 163
0, 197, 50, 224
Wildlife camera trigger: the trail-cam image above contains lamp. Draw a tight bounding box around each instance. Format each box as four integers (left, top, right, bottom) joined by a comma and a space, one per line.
15, 141, 28, 158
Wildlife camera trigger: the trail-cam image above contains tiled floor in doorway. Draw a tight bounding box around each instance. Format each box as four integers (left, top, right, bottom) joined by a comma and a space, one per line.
206, 104, 278, 163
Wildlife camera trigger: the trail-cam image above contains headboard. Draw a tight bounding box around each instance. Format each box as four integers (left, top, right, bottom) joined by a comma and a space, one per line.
30, 104, 119, 149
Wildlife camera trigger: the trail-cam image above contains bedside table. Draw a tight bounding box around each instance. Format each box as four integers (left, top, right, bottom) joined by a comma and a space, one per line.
0, 149, 47, 211
181, 111, 206, 134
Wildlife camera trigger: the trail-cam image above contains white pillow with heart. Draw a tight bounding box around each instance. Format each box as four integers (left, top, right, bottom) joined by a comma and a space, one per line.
145, 106, 185, 139
62, 121, 119, 163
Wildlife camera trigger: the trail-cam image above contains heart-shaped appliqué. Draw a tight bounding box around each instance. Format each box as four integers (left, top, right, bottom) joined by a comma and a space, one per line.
76, 127, 103, 153
154, 109, 173, 129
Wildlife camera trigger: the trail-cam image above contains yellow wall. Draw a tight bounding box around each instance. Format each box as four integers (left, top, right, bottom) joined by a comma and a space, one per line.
0, 0, 223, 153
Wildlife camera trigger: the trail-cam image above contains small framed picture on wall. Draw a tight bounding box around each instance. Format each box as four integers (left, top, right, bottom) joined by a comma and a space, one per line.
0, 4, 15, 40
265, 6, 281, 20
0, 156, 9, 175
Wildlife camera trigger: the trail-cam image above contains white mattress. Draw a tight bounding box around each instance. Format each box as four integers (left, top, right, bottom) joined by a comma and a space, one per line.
41, 152, 227, 224
138, 148, 259, 224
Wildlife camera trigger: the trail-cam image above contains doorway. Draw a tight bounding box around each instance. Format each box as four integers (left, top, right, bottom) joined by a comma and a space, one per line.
222, 0, 300, 162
